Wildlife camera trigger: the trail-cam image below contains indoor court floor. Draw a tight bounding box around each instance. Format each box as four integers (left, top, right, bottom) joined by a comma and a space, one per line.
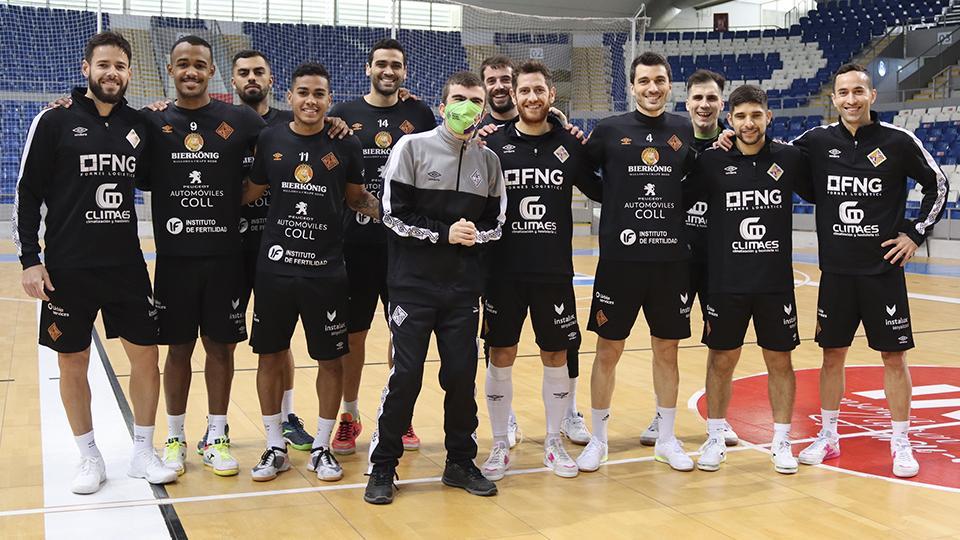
0, 235, 959, 539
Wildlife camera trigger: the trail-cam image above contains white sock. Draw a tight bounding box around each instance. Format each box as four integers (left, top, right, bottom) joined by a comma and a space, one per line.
167, 413, 186, 442
706, 418, 725, 441
773, 423, 791, 444
821, 409, 839, 437
281, 389, 295, 419
486, 364, 513, 446
342, 399, 360, 420
542, 365, 569, 439
315, 417, 336, 449
566, 376, 579, 418
592, 408, 610, 443
75, 430, 101, 459
207, 415, 227, 441
656, 406, 676, 443
263, 413, 284, 449
133, 424, 155, 452
891, 420, 910, 440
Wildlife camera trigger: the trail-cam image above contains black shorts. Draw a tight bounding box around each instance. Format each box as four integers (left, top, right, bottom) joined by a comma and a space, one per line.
815, 269, 914, 352
250, 272, 350, 361
587, 259, 692, 341
240, 247, 259, 310
344, 243, 388, 333
40, 264, 158, 353
702, 291, 800, 351
689, 260, 709, 321
482, 278, 581, 351
153, 254, 247, 345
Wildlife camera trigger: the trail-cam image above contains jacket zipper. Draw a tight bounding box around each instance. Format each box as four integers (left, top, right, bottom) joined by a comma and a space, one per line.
455, 142, 465, 191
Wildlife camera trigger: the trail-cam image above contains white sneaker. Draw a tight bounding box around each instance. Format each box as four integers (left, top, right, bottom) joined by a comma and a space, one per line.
771, 439, 798, 474
560, 413, 591, 445
161, 437, 186, 476
696, 437, 726, 472
576, 437, 608, 472
654, 437, 695, 471
891, 437, 919, 478
798, 431, 841, 465
482, 442, 510, 481
71, 455, 106, 494
640, 414, 660, 446
507, 414, 523, 449
544, 437, 579, 478
251, 446, 291, 482
202, 436, 239, 477
723, 421, 740, 446
307, 446, 343, 481
128, 448, 178, 484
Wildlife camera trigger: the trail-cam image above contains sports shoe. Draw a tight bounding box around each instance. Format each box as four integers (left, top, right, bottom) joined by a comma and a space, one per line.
560, 412, 591, 445
128, 448, 178, 484
696, 437, 726, 472
798, 431, 841, 465
364, 465, 398, 505
282, 414, 314, 452
251, 446, 291, 482
196, 423, 229, 455
544, 437, 579, 478
771, 439, 798, 474
640, 413, 660, 446
481, 442, 510, 481
654, 437, 695, 471
576, 437, 608, 472
722, 421, 740, 446
162, 437, 186, 476
202, 436, 239, 477
442, 460, 498, 496
332, 413, 362, 455
402, 424, 420, 451
307, 446, 343, 481
891, 437, 919, 478
71, 455, 106, 494
507, 414, 523, 448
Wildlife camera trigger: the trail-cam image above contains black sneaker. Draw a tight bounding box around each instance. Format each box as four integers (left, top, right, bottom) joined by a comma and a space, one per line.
364, 465, 398, 505
442, 460, 498, 496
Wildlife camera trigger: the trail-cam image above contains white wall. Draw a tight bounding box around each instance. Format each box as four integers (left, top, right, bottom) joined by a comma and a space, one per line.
658, 1, 789, 30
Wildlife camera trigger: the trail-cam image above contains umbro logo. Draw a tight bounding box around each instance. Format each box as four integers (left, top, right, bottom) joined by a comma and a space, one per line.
502, 144, 516, 153
554, 303, 564, 315
72, 126, 87, 136
552, 392, 570, 399
828, 148, 841, 158
724, 165, 738, 175
784, 304, 793, 315
427, 170, 442, 181
487, 394, 504, 402
886, 304, 896, 316
327, 311, 337, 321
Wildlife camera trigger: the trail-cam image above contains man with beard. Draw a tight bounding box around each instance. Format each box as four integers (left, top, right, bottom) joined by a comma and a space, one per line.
326, 39, 436, 456
230, 49, 314, 453
477, 55, 591, 449
138, 35, 265, 478
480, 61, 602, 481
683, 85, 811, 474
14, 31, 176, 494
577, 52, 698, 473
639, 69, 741, 448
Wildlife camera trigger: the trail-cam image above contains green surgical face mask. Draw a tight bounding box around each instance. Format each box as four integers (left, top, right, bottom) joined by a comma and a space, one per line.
444, 99, 483, 135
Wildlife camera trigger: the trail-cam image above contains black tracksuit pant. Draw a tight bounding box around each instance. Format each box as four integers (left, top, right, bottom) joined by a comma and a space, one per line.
369, 296, 480, 467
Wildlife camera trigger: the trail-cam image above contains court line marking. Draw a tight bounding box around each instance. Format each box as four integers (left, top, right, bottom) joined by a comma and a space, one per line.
800, 280, 960, 305
0, 295, 35, 303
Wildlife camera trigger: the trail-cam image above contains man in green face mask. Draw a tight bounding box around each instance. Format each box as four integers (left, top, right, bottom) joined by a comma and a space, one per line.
365, 71, 508, 505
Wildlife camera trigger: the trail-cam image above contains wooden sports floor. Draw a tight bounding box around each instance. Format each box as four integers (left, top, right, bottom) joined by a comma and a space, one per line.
1, 236, 959, 539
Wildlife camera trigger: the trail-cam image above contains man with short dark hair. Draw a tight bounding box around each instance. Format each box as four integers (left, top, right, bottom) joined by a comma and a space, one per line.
244, 62, 378, 482
479, 55, 517, 126
684, 85, 812, 474
578, 52, 698, 473
365, 70, 505, 505
15, 30, 176, 494
139, 34, 266, 478
327, 38, 436, 456
793, 63, 949, 478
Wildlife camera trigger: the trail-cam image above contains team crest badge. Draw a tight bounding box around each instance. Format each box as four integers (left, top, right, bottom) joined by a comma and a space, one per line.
553, 145, 569, 163
620, 137, 632, 145
126, 129, 141, 149
641, 147, 660, 166
273, 152, 283, 161
294, 163, 314, 183
375, 131, 392, 149
596, 310, 608, 327
161, 124, 174, 134
868, 148, 887, 167
667, 134, 683, 151
321, 152, 339, 170
216, 121, 234, 140
184, 132, 204, 152
399, 120, 414, 134
471, 169, 483, 188
351, 122, 363, 131
47, 323, 62, 342
767, 163, 784, 181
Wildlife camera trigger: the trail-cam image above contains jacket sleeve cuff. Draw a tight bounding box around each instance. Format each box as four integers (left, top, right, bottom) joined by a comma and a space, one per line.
903, 226, 926, 247
20, 254, 41, 270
